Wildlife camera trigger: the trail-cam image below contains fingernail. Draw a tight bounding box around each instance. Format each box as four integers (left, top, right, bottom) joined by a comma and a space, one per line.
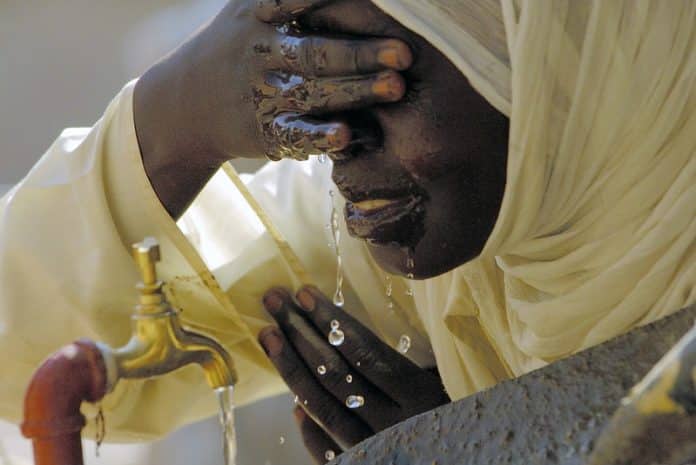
377, 40, 413, 70
296, 288, 316, 312
372, 71, 406, 101
258, 326, 283, 356
263, 291, 284, 313
325, 124, 351, 151
293, 406, 306, 422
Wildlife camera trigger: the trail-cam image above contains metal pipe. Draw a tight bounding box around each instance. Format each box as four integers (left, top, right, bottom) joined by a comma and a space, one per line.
21, 340, 108, 465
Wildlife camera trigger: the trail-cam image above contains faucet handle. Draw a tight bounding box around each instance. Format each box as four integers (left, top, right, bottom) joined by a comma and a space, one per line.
132, 237, 160, 287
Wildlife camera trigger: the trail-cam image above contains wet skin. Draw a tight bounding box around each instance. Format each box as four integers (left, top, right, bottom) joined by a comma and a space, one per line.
133, 0, 412, 218
299, 0, 510, 279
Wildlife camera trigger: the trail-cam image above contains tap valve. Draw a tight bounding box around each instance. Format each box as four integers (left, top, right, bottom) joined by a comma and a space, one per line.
131, 237, 167, 314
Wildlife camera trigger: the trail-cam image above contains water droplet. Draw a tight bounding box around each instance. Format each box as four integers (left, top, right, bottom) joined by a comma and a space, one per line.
356, 361, 361, 367
303, 399, 308, 405
333, 288, 345, 307
406, 273, 414, 280
406, 288, 414, 297
328, 328, 345, 346
346, 374, 353, 383
317, 365, 327, 375
345, 395, 365, 409
330, 320, 340, 330
406, 256, 415, 270
397, 335, 412, 354
279, 435, 285, 445
318, 153, 328, 164
387, 301, 394, 309
325, 450, 336, 461
385, 275, 393, 297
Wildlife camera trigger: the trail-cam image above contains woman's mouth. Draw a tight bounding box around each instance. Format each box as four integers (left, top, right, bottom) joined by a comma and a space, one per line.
344, 195, 425, 246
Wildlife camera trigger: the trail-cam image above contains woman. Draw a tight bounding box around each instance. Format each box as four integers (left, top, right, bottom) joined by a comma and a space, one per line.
0, 0, 693, 462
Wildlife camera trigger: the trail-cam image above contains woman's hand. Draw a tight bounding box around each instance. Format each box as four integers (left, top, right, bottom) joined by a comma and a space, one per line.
258, 285, 450, 463
133, 0, 412, 217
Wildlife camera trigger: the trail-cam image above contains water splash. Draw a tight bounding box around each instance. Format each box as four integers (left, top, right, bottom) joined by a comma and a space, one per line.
345, 395, 365, 409
405, 251, 415, 297
397, 335, 412, 354
329, 190, 345, 307
385, 274, 395, 314
216, 386, 237, 465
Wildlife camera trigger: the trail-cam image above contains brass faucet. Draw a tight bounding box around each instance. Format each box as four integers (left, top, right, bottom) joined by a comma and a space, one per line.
98, 237, 237, 393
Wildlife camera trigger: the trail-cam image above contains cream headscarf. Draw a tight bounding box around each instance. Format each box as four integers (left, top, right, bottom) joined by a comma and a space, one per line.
372, 0, 696, 399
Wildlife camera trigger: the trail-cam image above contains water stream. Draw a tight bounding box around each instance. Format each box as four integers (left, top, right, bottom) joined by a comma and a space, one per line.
216, 386, 237, 465
328, 190, 345, 307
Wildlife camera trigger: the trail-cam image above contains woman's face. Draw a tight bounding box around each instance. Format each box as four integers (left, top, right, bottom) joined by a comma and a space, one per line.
305, 0, 509, 279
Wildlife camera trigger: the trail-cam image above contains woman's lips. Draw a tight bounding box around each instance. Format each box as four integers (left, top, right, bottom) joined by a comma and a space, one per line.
344, 195, 425, 245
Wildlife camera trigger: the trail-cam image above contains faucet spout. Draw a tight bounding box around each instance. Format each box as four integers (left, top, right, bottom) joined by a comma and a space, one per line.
100, 237, 237, 391
104, 309, 237, 390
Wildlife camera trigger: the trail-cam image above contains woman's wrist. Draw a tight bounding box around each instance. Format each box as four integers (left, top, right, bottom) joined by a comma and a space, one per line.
133, 58, 226, 219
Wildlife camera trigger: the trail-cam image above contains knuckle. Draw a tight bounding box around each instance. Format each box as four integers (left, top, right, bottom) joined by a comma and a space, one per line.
312, 402, 340, 428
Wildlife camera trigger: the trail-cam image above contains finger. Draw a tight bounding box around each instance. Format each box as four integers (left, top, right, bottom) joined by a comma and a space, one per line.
294, 407, 342, 464
269, 34, 412, 76
263, 289, 401, 430
264, 113, 351, 161
295, 285, 447, 405
256, 0, 332, 23
266, 70, 405, 115
258, 325, 372, 448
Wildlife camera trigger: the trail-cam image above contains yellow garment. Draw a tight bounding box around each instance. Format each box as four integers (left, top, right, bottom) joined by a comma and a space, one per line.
0, 0, 694, 441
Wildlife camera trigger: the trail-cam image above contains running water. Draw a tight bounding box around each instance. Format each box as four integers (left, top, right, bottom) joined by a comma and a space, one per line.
405, 251, 415, 297
329, 190, 345, 307
385, 274, 395, 313
216, 386, 237, 465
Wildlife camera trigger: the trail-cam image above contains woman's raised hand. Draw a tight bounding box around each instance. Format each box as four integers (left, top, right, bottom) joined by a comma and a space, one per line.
133, 0, 412, 217
258, 286, 450, 464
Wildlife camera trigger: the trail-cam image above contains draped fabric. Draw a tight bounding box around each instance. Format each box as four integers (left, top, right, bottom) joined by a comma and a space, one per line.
373, 0, 696, 399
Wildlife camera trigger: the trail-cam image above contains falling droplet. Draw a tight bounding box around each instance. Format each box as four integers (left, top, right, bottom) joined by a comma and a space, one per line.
328, 328, 345, 346
279, 436, 286, 445
331, 320, 340, 330
356, 361, 361, 367
328, 190, 345, 307
303, 399, 308, 406
346, 374, 353, 383
317, 365, 327, 375
405, 272, 415, 297
397, 335, 412, 354
345, 395, 365, 409
293, 395, 299, 404
406, 256, 415, 270
318, 153, 328, 164
385, 275, 393, 297
325, 450, 336, 461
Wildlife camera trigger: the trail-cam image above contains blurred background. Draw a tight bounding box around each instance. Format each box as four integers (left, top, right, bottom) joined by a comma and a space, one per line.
0, 1, 311, 464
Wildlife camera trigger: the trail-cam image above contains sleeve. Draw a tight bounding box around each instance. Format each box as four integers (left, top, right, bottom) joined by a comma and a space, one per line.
0, 81, 289, 441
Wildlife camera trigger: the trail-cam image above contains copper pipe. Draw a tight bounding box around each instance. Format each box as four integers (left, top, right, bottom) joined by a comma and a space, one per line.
21, 339, 108, 465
